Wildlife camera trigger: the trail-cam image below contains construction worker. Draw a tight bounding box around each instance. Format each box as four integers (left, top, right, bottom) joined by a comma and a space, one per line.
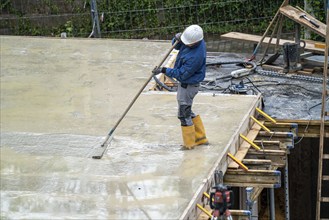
153, 24, 208, 149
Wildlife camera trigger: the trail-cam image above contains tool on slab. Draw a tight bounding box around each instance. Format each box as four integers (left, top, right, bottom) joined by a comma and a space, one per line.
300, 14, 320, 28
91, 41, 179, 159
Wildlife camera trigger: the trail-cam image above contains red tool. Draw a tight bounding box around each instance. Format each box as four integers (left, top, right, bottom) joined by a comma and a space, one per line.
209, 171, 234, 220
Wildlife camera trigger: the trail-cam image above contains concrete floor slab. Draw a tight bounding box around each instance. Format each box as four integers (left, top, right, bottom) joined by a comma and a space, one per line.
0, 36, 259, 219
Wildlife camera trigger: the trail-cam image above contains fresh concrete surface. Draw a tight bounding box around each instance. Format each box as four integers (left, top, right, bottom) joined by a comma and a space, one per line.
1, 36, 259, 219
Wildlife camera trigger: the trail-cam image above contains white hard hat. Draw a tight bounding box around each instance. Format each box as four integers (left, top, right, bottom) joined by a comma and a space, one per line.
181, 25, 204, 45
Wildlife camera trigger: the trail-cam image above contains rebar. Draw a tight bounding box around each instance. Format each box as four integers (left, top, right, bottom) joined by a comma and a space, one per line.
256, 69, 328, 84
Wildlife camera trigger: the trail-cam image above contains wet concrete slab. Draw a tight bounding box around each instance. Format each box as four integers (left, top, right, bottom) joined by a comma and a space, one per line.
0, 36, 259, 219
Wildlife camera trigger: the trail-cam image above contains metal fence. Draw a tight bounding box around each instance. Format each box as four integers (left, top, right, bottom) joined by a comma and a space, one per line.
0, 0, 325, 53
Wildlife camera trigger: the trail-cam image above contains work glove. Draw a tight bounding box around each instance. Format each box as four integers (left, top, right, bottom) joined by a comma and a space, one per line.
175, 32, 182, 42
152, 66, 166, 75
152, 67, 162, 75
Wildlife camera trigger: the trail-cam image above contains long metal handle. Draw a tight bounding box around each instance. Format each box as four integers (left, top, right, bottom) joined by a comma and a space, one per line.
100, 41, 179, 147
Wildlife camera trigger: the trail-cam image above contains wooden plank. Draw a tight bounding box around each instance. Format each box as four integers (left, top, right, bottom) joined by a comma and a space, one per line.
226, 169, 280, 176
253, 140, 286, 150
244, 153, 286, 168
323, 175, 329, 181
318, 11, 329, 217
267, 119, 329, 138
276, 119, 329, 125
315, 42, 325, 49
261, 64, 284, 72
248, 149, 287, 156
265, 122, 298, 128
221, 32, 325, 54
230, 210, 251, 216
228, 122, 262, 169
197, 206, 251, 219
258, 131, 294, 139
264, 122, 298, 135
224, 169, 281, 188
249, 166, 279, 201
242, 159, 272, 165
279, 5, 326, 38
242, 159, 272, 169
253, 140, 281, 145
251, 187, 264, 201
321, 197, 329, 202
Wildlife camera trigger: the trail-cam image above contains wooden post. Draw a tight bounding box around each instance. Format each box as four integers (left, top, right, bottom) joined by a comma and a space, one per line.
249, 0, 289, 60
316, 1, 329, 219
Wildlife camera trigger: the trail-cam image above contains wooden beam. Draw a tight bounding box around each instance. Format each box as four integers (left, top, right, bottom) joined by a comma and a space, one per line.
264, 122, 298, 129
258, 131, 295, 139
224, 169, 281, 188
242, 159, 272, 165
275, 119, 329, 125
261, 64, 284, 72
248, 149, 287, 156
321, 197, 329, 202
264, 122, 298, 138
323, 175, 329, 181
279, 5, 326, 38
248, 165, 279, 201
251, 187, 264, 201
242, 159, 272, 169
317, 6, 329, 218
265, 120, 329, 138
256, 131, 295, 150
253, 140, 281, 145
245, 154, 286, 168
197, 206, 251, 219
253, 140, 286, 150
230, 210, 252, 216
221, 32, 325, 54
198, 194, 251, 219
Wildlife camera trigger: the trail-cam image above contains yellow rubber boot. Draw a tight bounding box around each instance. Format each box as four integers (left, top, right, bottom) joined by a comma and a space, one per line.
181, 125, 196, 150
192, 115, 209, 145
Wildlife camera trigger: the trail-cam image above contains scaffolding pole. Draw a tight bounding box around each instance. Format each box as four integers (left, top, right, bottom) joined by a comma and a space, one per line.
89, 0, 101, 38
316, 1, 329, 219
269, 188, 275, 220
285, 157, 290, 220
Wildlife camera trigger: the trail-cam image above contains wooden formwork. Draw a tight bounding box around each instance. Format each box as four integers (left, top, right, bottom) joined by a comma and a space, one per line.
178, 94, 264, 220
178, 103, 301, 219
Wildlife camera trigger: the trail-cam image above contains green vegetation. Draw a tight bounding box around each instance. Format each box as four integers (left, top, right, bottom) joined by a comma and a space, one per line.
0, 0, 326, 40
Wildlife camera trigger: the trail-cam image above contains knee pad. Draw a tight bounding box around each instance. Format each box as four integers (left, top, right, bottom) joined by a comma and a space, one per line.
178, 105, 193, 126
178, 105, 192, 118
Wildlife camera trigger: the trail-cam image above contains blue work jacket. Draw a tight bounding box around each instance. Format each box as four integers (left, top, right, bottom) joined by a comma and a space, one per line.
165, 39, 206, 84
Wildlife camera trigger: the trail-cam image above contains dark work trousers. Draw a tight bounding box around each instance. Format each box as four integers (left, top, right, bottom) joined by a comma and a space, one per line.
177, 83, 200, 126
